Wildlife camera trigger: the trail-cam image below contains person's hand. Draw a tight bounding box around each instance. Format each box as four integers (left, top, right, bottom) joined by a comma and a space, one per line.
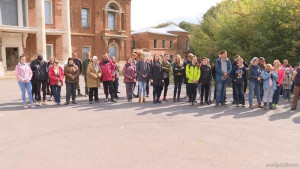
150, 79, 153, 83
270, 71, 273, 74
24, 79, 28, 83
181, 67, 185, 70
193, 79, 197, 83
162, 80, 164, 83
223, 73, 228, 79
143, 75, 147, 78
71, 76, 75, 80
175, 68, 178, 70
257, 77, 261, 81
82, 74, 85, 77
113, 78, 115, 82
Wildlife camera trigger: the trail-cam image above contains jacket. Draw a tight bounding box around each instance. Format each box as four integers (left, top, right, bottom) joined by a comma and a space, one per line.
137, 60, 150, 82
73, 58, 82, 74
15, 63, 33, 82
231, 65, 247, 84
283, 72, 293, 90
123, 63, 137, 83
162, 60, 171, 78
64, 64, 80, 83
33, 60, 48, 81
199, 65, 212, 85
172, 62, 185, 77
150, 61, 164, 86
215, 58, 232, 82
49, 66, 64, 86
186, 63, 201, 84
87, 62, 102, 88
82, 58, 92, 75
275, 67, 285, 85
261, 70, 278, 90
294, 68, 300, 87
99, 59, 115, 82
248, 64, 261, 83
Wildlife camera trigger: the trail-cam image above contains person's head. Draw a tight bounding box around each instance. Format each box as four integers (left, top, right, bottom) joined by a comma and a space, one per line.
219, 50, 227, 59
111, 56, 116, 63
285, 68, 291, 74
187, 53, 193, 61
19, 55, 26, 64
92, 56, 98, 64
72, 53, 78, 59
259, 57, 265, 65
127, 58, 132, 65
153, 54, 161, 62
174, 54, 183, 66
54, 60, 59, 67
283, 59, 288, 66
235, 55, 241, 61
237, 58, 244, 67
139, 52, 145, 60
131, 53, 137, 60
251, 57, 259, 66
273, 59, 281, 68
86, 53, 91, 59
266, 64, 273, 72
37, 55, 43, 62
192, 56, 197, 65
164, 53, 169, 61
202, 57, 208, 65
68, 58, 74, 65
102, 52, 108, 60
49, 57, 54, 63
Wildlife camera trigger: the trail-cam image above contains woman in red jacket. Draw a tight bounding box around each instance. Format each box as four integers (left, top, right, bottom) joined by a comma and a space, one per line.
49, 60, 64, 105
272, 59, 285, 109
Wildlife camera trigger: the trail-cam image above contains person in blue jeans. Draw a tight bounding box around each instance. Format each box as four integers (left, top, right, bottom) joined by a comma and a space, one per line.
15, 55, 35, 109
215, 50, 232, 106
248, 57, 263, 109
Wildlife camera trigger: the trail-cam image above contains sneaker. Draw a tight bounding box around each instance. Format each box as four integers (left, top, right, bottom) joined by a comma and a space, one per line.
242, 104, 245, 107
206, 102, 210, 105
153, 100, 157, 104
285, 99, 289, 103
24, 105, 28, 109
221, 102, 226, 106
156, 100, 162, 104
89, 102, 93, 104
72, 101, 77, 104
236, 104, 239, 107
215, 103, 220, 107
64, 102, 69, 105
200, 101, 204, 105
56, 103, 60, 106
30, 104, 36, 108
48, 96, 52, 101
104, 98, 109, 102
42, 101, 48, 105
111, 99, 117, 103
37, 102, 42, 106
95, 100, 100, 103
163, 97, 167, 102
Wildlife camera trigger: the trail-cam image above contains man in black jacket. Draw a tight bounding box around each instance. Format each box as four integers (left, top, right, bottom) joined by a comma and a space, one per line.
30, 57, 38, 102
199, 57, 212, 105
33, 55, 48, 106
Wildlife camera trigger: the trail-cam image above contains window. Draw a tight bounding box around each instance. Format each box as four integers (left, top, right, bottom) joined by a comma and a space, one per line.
170, 41, 173, 49
82, 46, 91, 60
154, 40, 157, 48
0, 0, 18, 26
132, 40, 136, 49
81, 8, 89, 28
46, 44, 53, 61
162, 40, 166, 48
109, 44, 118, 60
185, 40, 189, 50
108, 4, 117, 30
44, 0, 52, 24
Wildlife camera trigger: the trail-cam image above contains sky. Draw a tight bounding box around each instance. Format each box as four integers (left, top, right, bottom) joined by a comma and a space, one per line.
131, 0, 222, 30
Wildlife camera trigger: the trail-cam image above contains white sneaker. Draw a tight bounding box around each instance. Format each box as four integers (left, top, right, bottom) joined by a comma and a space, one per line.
24, 105, 28, 109
42, 101, 48, 105
37, 102, 41, 106
30, 104, 36, 108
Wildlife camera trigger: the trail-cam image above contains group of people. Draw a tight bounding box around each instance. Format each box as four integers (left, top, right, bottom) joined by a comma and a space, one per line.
15, 50, 300, 110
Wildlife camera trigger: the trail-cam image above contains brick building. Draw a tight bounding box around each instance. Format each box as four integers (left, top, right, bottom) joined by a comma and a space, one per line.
0, 0, 131, 76
131, 24, 190, 61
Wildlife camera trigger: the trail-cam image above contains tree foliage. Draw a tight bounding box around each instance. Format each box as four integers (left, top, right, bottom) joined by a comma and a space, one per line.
188, 0, 300, 65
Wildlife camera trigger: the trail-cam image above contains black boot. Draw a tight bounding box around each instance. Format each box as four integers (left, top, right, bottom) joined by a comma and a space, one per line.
77, 89, 83, 96
111, 96, 117, 102
173, 94, 176, 102
269, 103, 275, 110
264, 103, 268, 110
104, 95, 109, 102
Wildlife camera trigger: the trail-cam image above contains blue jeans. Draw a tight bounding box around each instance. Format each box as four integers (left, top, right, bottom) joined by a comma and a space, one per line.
197, 83, 201, 98
273, 85, 283, 104
18, 81, 33, 105
138, 81, 147, 97
283, 89, 291, 100
248, 81, 261, 105
51, 85, 61, 103
216, 80, 227, 104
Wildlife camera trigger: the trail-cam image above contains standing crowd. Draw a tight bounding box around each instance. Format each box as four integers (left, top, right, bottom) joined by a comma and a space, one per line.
15, 50, 300, 110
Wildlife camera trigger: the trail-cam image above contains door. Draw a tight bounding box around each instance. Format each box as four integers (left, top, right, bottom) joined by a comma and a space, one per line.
5, 48, 18, 71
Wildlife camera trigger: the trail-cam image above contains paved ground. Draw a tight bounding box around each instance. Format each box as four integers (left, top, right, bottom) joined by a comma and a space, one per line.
0, 77, 299, 169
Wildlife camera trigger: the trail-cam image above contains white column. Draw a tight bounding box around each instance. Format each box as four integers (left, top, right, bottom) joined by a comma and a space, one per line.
17, 0, 23, 27
62, 0, 72, 62
35, 0, 46, 57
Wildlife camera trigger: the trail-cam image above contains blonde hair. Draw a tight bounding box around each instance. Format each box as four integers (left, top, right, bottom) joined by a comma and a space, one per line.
266, 64, 273, 71
274, 59, 281, 67
174, 54, 183, 66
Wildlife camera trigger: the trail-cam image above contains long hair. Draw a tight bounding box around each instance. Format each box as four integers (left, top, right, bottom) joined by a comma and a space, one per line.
174, 54, 183, 66
152, 54, 162, 65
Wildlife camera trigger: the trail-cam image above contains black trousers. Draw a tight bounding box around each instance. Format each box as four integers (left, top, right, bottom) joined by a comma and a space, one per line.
36, 80, 47, 101
66, 83, 77, 102
163, 77, 170, 98
232, 80, 237, 102
187, 83, 197, 103
201, 83, 210, 102
103, 81, 114, 99
153, 85, 163, 101
174, 76, 183, 98
89, 87, 99, 102
31, 79, 37, 101
146, 80, 150, 96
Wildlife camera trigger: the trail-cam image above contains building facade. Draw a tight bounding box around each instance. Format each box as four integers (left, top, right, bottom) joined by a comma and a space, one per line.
131, 24, 190, 61
0, 0, 131, 76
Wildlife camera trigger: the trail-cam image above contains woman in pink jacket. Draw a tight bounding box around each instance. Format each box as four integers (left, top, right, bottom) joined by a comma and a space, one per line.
15, 55, 35, 108
272, 59, 285, 109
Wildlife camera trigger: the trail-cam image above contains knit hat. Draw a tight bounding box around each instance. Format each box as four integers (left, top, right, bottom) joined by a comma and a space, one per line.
250, 57, 258, 64
92, 56, 98, 60
285, 67, 291, 72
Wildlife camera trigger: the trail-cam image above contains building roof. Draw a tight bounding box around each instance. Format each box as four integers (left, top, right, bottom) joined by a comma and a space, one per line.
131, 24, 189, 36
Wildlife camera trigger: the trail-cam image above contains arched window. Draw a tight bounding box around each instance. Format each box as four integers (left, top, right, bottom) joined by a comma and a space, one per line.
108, 4, 117, 31
109, 43, 118, 60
